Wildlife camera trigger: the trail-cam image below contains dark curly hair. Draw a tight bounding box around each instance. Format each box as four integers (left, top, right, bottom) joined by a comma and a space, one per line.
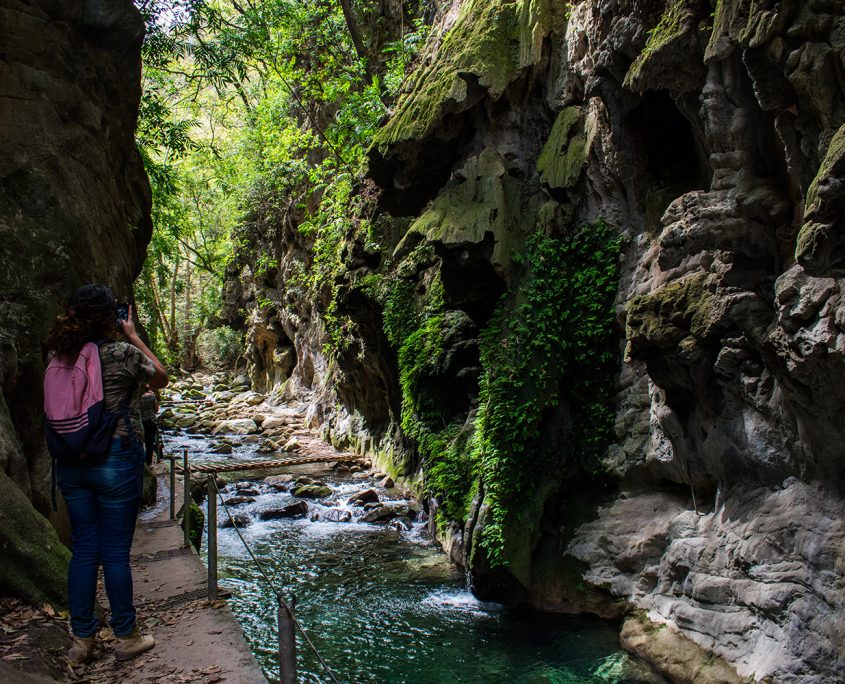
46, 284, 117, 357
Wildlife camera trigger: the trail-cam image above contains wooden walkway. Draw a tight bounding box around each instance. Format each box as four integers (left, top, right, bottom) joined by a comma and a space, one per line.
175, 453, 356, 474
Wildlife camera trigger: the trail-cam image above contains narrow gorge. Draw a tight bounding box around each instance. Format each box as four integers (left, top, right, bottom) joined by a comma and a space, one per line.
1, 0, 844, 682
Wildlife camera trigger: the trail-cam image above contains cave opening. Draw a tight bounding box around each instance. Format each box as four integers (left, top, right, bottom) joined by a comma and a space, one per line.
627, 90, 708, 227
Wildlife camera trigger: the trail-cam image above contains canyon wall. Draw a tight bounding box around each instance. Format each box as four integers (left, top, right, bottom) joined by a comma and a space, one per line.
225, 0, 844, 680
0, 0, 151, 604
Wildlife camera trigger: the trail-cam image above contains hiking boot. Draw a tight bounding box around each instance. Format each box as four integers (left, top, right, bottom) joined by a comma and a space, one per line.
68, 634, 95, 664
114, 626, 155, 661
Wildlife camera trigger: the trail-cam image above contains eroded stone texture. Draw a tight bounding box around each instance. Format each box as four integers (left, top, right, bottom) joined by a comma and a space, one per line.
224, 0, 845, 680
0, 0, 150, 603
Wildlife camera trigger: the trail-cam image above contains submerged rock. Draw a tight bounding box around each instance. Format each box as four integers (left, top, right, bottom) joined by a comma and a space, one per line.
220, 512, 252, 529
259, 501, 308, 520
223, 496, 255, 506
361, 504, 411, 524
293, 485, 332, 499
213, 418, 259, 435
347, 489, 379, 506
322, 509, 353, 523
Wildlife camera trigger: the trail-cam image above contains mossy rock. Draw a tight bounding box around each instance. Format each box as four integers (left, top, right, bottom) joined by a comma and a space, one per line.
536, 107, 587, 190
293, 485, 332, 499
373, 0, 558, 151
795, 123, 845, 274
141, 466, 157, 508
625, 272, 723, 356
624, 0, 706, 92
705, 0, 789, 61
396, 147, 524, 273
0, 470, 70, 606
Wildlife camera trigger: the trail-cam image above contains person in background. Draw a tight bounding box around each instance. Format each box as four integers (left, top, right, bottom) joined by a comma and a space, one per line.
45, 285, 168, 665
140, 384, 159, 466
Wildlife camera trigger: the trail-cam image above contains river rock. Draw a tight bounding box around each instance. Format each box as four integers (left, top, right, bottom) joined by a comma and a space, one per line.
377, 476, 395, 489
361, 504, 410, 524
221, 513, 252, 529
261, 415, 291, 430
351, 472, 369, 480
293, 485, 332, 499
234, 485, 260, 496
347, 489, 379, 506
211, 443, 233, 454
264, 474, 294, 489
176, 415, 197, 428
233, 374, 251, 388
223, 496, 255, 506
322, 509, 353, 523
259, 501, 308, 520
183, 388, 205, 400
213, 418, 259, 435
295, 476, 317, 486
283, 437, 302, 452
388, 517, 413, 532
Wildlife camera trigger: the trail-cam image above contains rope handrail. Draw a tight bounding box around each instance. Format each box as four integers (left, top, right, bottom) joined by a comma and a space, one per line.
210, 476, 342, 684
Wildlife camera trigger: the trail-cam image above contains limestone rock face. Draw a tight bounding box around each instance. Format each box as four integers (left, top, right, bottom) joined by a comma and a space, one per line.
0, 0, 150, 603
224, 0, 845, 680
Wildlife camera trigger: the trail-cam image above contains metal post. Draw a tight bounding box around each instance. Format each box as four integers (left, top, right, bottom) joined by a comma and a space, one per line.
182, 448, 191, 549
169, 456, 176, 520
278, 599, 297, 684
207, 475, 218, 601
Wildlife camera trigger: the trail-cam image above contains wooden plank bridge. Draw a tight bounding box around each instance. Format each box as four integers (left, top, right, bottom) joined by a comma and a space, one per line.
173, 453, 358, 475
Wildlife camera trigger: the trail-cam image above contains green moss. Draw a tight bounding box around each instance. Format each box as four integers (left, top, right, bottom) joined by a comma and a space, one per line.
473, 221, 623, 568
396, 312, 476, 523
624, 0, 692, 88
0, 470, 71, 607
536, 107, 587, 190
625, 271, 718, 357
705, 0, 786, 60
403, 148, 522, 270
373, 0, 556, 151
795, 124, 845, 267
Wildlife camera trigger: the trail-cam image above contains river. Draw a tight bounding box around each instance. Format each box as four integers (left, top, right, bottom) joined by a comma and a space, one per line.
156, 424, 656, 684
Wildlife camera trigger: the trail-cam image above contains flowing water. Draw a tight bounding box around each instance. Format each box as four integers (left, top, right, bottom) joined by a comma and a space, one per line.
158, 427, 652, 684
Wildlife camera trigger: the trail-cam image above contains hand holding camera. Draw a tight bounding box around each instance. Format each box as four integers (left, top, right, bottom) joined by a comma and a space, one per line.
117, 303, 139, 340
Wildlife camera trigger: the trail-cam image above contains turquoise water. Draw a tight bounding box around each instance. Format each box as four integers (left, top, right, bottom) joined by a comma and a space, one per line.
164, 430, 648, 684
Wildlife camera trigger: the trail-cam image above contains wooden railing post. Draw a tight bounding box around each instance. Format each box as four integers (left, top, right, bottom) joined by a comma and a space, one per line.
182, 448, 191, 549
278, 598, 297, 684
207, 475, 218, 601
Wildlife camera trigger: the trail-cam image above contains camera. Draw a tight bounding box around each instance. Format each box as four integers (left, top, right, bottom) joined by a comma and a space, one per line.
116, 303, 129, 326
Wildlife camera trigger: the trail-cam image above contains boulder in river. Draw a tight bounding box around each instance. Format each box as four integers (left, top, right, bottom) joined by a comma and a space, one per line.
236, 487, 260, 496
378, 476, 395, 489
233, 374, 251, 388
176, 415, 197, 428
221, 513, 252, 529
348, 489, 379, 506
293, 485, 332, 499
223, 496, 255, 506
322, 509, 353, 523
213, 418, 259, 435
283, 436, 302, 452
361, 504, 411, 524
261, 415, 290, 430
259, 501, 308, 520
211, 443, 233, 454
264, 474, 294, 491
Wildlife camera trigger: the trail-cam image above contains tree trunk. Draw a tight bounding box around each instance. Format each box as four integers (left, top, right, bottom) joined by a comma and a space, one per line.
169, 259, 180, 351
337, 0, 373, 84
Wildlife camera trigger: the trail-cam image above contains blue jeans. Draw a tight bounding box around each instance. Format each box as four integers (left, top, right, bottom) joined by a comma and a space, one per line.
58, 437, 144, 638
